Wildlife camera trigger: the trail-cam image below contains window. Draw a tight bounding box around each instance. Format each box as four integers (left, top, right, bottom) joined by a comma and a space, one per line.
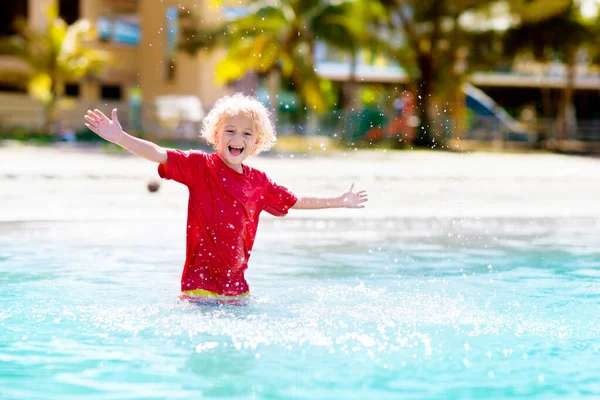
64, 83, 80, 97
0, 0, 28, 37
97, 15, 140, 46
59, 0, 80, 25
0, 83, 26, 93
101, 85, 122, 100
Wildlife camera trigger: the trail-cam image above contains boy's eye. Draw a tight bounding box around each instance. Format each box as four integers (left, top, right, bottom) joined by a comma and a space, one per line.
244, 132, 252, 136
226, 130, 234, 133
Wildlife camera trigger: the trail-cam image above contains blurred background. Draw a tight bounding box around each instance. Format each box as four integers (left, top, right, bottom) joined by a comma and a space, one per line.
2, 3, 600, 398
0, 0, 598, 153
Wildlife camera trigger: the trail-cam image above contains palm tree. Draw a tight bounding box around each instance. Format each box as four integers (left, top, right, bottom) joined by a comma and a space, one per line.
368, 0, 517, 147
503, 1, 597, 143
0, 5, 111, 131
180, 0, 381, 113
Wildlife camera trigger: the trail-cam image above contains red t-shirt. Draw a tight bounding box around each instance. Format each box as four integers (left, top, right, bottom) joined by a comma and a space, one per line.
158, 149, 297, 296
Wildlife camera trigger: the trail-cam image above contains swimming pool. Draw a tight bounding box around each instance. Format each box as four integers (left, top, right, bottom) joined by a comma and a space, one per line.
1, 215, 599, 399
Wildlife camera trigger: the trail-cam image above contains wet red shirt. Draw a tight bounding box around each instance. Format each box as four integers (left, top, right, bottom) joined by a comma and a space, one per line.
158, 149, 297, 296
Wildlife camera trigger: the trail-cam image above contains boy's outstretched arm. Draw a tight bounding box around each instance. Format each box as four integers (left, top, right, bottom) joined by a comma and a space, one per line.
292, 183, 368, 210
84, 108, 167, 164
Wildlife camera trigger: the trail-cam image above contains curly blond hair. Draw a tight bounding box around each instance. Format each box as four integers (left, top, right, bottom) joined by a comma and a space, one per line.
201, 93, 276, 155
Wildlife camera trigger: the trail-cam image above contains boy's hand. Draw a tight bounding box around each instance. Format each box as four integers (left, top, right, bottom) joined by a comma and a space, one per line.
85, 108, 123, 145
341, 183, 368, 208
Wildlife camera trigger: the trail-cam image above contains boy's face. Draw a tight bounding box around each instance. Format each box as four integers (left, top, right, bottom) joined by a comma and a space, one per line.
216, 113, 258, 173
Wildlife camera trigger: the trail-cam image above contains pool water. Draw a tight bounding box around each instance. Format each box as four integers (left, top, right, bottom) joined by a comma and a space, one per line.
1, 216, 599, 399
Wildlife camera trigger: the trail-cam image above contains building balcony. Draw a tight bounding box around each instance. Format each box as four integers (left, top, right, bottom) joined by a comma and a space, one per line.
92, 41, 140, 82
99, 0, 139, 12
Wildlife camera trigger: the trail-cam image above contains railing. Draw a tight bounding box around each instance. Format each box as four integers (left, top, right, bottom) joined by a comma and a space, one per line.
0, 93, 45, 129
101, 0, 139, 12
566, 120, 600, 142
0, 94, 181, 138
526, 118, 600, 143
0, 93, 130, 133
1, 95, 600, 152
455, 115, 600, 150
458, 115, 538, 146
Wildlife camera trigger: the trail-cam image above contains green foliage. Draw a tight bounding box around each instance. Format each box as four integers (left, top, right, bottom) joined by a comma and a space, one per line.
509, 0, 571, 23
181, 0, 598, 145
75, 128, 104, 142
365, 1, 515, 146
360, 87, 380, 107
504, 3, 597, 62
0, 4, 111, 128
355, 0, 598, 146
501, 1, 599, 140
180, 0, 379, 113
0, 127, 105, 144
0, 128, 54, 143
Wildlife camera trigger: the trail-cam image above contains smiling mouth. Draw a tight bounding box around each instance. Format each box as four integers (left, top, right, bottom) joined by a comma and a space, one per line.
228, 145, 244, 156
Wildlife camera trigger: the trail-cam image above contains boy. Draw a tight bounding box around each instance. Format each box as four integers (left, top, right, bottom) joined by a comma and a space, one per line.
85, 94, 368, 304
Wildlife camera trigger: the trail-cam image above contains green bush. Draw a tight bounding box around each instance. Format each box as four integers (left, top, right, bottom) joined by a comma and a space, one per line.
0, 129, 54, 143
75, 128, 103, 142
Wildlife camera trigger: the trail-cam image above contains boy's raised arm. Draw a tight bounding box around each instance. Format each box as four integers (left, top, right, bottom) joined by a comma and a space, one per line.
85, 108, 167, 164
292, 183, 368, 210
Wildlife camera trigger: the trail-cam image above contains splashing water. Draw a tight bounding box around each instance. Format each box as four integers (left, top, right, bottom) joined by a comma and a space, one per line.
1, 217, 599, 399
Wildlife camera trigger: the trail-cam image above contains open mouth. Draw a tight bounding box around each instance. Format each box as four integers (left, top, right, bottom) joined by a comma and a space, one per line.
228, 145, 244, 156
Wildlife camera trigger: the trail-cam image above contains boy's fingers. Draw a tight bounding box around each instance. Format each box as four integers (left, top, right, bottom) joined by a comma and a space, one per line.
89, 110, 104, 121
111, 108, 119, 122
86, 110, 99, 122
85, 123, 97, 133
94, 109, 108, 120
84, 115, 98, 125
348, 182, 355, 192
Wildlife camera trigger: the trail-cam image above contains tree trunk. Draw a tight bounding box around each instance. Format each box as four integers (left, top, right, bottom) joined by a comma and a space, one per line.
43, 98, 55, 134
448, 20, 466, 147
540, 87, 552, 120
414, 52, 436, 147
539, 86, 552, 144
342, 48, 358, 144
44, 76, 62, 133
450, 80, 466, 145
540, 63, 553, 121
558, 49, 577, 143
265, 69, 280, 130
343, 49, 358, 109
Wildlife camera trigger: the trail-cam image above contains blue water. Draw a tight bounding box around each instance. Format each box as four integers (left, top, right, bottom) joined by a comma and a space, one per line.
1, 217, 599, 399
